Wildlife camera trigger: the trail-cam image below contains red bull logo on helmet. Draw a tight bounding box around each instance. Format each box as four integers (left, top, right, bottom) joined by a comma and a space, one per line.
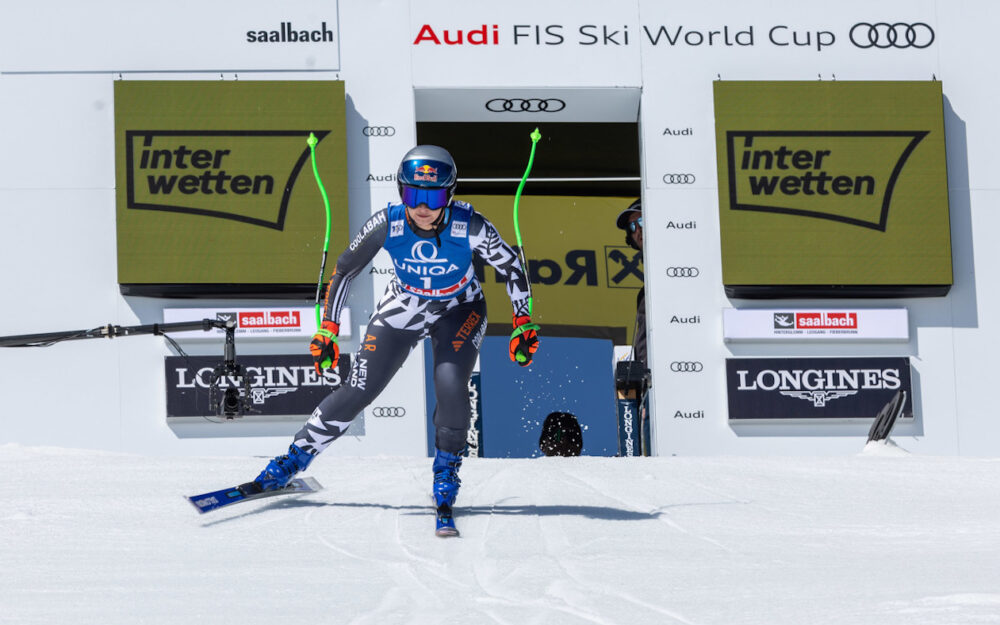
414, 164, 438, 182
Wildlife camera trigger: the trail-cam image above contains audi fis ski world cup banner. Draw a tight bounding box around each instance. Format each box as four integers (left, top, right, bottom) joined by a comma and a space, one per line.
165, 353, 353, 420
713, 81, 952, 297
726, 356, 913, 421
115, 81, 349, 296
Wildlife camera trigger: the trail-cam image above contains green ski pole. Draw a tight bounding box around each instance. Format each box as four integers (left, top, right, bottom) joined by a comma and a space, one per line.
306, 132, 336, 369
511, 128, 542, 364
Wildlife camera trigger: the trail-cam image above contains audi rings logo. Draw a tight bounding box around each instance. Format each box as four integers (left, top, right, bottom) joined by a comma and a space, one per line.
849, 22, 935, 49
362, 126, 396, 137
666, 267, 700, 278
670, 361, 704, 373
372, 406, 406, 417
485, 98, 566, 113
663, 173, 696, 184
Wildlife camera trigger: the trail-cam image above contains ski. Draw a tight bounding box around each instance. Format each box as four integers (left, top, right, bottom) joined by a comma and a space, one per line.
187, 477, 323, 514
435, 503, 459, 537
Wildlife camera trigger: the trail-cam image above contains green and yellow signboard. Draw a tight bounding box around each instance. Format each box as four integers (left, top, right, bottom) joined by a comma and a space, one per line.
714, 81, 952, 297
114, 81, 348, 297
466, 195, 640, 344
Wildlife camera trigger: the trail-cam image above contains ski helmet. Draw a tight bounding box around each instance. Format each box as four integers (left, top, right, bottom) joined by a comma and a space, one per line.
397, 145, 457, 210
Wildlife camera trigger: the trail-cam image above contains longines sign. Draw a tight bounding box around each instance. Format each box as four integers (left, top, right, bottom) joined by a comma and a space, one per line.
726, 356, 913, 421
165, 353, 351, 419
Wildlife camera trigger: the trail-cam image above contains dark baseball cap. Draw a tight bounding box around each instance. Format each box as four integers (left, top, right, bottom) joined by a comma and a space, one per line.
616, 199, 642, 230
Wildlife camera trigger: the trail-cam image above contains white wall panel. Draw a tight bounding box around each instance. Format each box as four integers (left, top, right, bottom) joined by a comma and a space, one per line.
0, 1, 342, 73
1, 0, 997, 456
0, 75, 114, 190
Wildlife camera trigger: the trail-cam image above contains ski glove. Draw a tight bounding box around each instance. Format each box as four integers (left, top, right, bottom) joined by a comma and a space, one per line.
309, 320, 340, 375
509, 315, 540, 367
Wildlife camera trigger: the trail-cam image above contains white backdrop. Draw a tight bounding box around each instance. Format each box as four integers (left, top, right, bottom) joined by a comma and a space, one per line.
0, 0, 995, 456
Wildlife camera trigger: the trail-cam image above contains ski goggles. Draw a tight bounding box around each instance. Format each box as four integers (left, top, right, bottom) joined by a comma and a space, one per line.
627, 217, 644, 232
401, 185, 451, 210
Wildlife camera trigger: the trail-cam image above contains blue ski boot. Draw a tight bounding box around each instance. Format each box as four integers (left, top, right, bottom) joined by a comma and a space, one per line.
254, 444, 315, 492
432, 449, 463, 508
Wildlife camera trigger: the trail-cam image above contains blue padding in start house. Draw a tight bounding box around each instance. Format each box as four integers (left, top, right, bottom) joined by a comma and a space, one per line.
424, 335, 619, 457
480, 335, 617, 457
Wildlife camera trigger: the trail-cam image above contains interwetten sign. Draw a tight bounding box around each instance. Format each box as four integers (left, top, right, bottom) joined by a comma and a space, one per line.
115, 81, 348, 297
714, 81, 952, 298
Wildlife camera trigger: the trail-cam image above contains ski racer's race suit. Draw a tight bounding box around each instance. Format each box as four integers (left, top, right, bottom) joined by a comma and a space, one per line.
293, 200, 531, 455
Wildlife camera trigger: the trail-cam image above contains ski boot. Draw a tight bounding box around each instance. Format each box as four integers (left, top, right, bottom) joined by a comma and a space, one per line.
250, 443, 315, 493
433, 449, 463, 536
432, 448, 463, 508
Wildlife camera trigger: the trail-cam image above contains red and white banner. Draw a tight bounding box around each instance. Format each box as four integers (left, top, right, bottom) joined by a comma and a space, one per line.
723, 308, 908, 341
163, 307, 353, 339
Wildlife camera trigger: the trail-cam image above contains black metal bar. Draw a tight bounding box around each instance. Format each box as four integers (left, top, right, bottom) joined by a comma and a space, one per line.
0, 319, 230, 347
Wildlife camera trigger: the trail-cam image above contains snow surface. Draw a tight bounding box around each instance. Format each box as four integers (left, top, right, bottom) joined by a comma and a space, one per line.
2, 442, 1000, 625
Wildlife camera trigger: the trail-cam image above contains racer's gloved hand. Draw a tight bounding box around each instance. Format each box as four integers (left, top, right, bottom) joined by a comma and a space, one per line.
309, 320, 340, 375
509, 315, 540, 367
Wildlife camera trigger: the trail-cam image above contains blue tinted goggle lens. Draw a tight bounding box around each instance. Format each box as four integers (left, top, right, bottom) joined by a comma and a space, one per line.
401, 186, 451, 209
628, 217, 644, 232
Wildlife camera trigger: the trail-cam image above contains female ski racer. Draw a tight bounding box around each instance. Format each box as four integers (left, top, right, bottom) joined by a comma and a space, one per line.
248, 145, 539, 530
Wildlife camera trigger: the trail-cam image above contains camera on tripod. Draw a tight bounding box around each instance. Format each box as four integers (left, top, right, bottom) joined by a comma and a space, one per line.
207, 318, 253, 419
615, 360, 650, 395
218, 386, 246, 418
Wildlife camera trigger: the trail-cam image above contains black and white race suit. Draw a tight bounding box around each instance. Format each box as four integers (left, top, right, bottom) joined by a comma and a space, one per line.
293, 201, 530, 455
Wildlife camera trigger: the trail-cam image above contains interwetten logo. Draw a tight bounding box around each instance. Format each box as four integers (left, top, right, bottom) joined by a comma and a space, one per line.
124, 130, 329, 230
725, 131, 927, 231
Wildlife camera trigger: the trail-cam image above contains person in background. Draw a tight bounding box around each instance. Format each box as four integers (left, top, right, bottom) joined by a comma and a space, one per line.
538, 411, 583, 457
614, 199, 652, 455
615, 199, 647, 372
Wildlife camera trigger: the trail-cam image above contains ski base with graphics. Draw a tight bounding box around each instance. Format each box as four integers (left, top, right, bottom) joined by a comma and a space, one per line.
188, 477, 323, 514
